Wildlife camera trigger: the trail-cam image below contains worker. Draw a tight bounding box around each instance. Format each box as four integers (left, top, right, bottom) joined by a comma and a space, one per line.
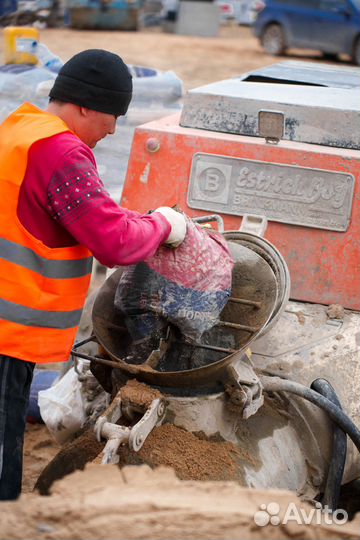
0, 48, 186, 500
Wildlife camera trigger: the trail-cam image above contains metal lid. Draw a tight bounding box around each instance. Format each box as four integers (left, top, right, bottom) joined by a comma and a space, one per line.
238, 60, 360, 89
180, 61, 360, 149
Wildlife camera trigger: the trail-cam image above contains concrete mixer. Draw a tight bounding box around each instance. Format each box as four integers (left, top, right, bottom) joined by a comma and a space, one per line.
38, 61, 360, 517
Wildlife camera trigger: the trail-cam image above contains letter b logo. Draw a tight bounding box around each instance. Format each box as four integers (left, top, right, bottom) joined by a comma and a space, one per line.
192, 161, 231, 205
204, 172, 220, 191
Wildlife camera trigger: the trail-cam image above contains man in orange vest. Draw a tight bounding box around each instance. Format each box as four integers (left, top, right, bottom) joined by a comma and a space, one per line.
0, 49, 186, 500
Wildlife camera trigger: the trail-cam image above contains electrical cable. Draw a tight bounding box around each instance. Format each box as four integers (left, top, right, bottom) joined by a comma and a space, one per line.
260, 375, 360, 453
311, 378, 347, 510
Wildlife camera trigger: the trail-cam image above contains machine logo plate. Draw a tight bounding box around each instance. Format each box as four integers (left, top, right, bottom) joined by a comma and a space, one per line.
188, 153, 355, 231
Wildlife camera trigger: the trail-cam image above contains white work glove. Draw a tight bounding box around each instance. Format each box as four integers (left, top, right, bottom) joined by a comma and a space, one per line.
154, 206, 187, 248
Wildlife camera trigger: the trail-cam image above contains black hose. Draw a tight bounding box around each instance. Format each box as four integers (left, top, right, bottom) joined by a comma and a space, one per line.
260, 375, 360, 453
311, 378, 347, 510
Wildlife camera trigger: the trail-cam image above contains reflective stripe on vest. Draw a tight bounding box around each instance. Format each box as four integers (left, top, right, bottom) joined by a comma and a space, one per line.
0, 238, 93, 279
0, 298, 83, 329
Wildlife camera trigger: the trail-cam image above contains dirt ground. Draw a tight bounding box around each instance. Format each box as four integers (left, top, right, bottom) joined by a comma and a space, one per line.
0, 23, 356, 540
0, 24, 333, 91
22, 423, 61, 495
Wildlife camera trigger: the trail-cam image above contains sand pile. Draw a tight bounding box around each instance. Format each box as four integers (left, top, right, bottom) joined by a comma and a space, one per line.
116, 423, 257, 482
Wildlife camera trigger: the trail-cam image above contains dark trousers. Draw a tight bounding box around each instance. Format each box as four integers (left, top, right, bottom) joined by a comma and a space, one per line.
0, 354, 35, 500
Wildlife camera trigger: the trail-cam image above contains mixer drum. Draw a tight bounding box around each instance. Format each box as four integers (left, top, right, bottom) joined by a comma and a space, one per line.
91, 237, 281, 389
40, 231, 359, 504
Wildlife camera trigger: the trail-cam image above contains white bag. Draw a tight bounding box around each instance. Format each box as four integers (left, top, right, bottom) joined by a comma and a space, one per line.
38, 366, 86, 444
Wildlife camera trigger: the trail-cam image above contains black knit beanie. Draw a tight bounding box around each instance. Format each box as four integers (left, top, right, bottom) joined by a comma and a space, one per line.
49, 49, 132, 116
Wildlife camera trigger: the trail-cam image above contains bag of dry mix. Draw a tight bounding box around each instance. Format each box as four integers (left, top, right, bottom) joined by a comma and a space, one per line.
114, 215, 234, 364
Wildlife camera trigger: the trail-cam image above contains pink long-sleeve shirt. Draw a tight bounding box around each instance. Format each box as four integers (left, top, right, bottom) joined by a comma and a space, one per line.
18, 132, 171, 267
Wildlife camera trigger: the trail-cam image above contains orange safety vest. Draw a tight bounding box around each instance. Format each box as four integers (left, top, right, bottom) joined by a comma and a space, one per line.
0, 103, 93, 363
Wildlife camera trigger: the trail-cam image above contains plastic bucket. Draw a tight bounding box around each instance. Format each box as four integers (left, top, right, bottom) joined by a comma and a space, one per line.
3, 26, 39, 65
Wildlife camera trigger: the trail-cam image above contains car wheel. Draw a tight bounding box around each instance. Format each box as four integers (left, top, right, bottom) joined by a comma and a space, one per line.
261, 23, 286, 56
353, 37, 360, 66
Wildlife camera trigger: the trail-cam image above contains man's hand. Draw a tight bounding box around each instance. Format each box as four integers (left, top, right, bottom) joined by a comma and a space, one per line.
154, 207, 187, 248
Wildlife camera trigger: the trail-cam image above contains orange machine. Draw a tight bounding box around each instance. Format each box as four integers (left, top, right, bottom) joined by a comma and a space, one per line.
122, 62, 360, 310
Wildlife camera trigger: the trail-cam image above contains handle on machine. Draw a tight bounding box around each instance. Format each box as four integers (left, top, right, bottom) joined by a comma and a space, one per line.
192, 214, 224, 232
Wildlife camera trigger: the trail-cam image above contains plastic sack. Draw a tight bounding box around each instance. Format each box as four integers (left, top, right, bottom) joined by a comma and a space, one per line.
0, 64, 57, 123
27, 369, 59, 424
38, 366, 86, 444
130, 68, 183, 107
114, 216, 234, 362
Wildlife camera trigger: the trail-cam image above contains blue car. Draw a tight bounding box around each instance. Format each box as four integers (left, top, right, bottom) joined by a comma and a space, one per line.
252, 0, 360, 65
